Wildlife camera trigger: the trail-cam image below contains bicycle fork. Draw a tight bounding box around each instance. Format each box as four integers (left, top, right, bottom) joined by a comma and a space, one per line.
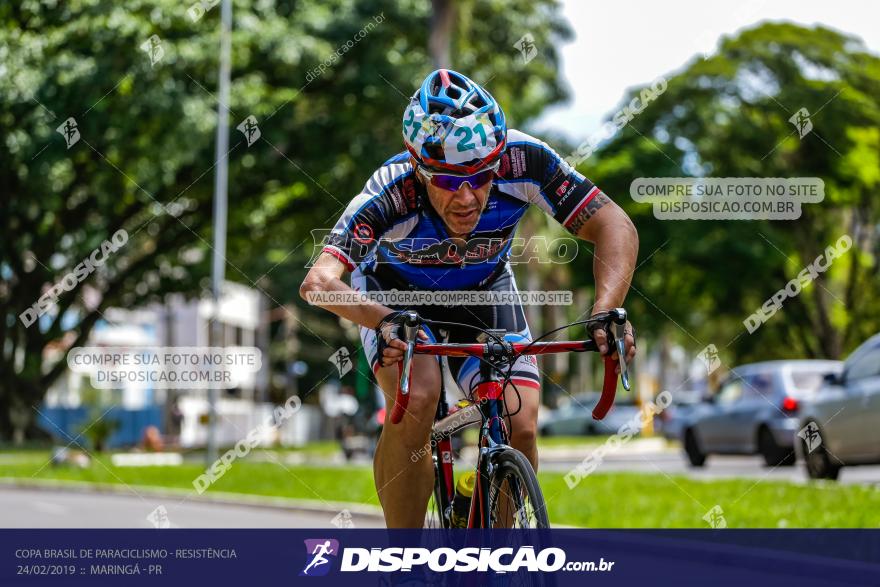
468, 348, 511, 528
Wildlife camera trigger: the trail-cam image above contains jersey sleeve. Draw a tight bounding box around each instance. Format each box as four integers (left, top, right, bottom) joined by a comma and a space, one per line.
322, 163, 418, 271
500, 130, 610, 235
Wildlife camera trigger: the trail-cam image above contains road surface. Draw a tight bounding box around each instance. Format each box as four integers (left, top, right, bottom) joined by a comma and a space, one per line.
538, 451, 880, 484
0, 487, 384, 529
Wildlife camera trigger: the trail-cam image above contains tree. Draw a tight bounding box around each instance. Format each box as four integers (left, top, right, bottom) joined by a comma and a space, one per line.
0, 0, 572, 440
579, 22, 879, 364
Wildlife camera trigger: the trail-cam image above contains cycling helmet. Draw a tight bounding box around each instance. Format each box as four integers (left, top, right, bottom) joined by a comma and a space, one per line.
402, 69, 507, 174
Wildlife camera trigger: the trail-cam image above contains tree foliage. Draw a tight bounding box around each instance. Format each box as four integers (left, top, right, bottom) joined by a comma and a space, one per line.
581, 22, 880, 364
0, 0, 572, 439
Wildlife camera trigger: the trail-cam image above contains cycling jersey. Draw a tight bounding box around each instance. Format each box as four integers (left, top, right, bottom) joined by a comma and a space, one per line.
323, 129, 606, 290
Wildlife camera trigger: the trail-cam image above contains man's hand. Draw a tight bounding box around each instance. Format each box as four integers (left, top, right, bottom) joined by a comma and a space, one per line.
590, 316, 636, 373
375, 311, 428, 367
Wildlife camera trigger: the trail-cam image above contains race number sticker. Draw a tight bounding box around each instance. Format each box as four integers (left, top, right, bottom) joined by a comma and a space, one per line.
442, 112, 496, 165
402, 100, 496, 165
402, 101, 446, 154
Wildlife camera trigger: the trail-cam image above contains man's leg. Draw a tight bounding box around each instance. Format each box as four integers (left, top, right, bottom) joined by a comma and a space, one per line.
373, 355, 441, 528
505, 383, 541, 470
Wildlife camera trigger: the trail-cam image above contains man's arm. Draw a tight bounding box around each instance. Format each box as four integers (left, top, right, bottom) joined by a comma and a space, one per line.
299, 253, 421, 366
299, 252, 392, 330
571, 193, 639, 362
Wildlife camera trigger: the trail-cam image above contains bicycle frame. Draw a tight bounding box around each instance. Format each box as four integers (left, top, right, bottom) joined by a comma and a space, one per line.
390, 309, 631, 528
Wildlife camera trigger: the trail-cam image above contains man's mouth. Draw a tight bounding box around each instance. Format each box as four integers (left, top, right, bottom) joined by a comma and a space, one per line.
450, 209, 478, 222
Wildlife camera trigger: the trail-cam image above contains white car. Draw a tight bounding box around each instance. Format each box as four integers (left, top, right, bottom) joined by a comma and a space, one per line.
797, 333, 880, 480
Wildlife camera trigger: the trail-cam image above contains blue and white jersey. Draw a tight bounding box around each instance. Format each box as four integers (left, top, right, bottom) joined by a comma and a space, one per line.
323, 129, 606, 290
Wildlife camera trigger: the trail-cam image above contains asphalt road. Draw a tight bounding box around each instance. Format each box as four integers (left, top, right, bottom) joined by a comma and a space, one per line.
539, 451, 880, 484
0, 487, 385, 529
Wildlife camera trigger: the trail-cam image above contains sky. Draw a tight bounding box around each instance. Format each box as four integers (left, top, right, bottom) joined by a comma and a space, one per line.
532, 0, 880, 140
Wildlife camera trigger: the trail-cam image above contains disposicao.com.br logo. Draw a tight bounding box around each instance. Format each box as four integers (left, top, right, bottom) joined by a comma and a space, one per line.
299, 540, 573, 575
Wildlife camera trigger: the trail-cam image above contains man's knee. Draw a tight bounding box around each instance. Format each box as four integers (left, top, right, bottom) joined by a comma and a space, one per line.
377, 358, 441, 424
510, 418, 538, 448
405, 364, 441, 418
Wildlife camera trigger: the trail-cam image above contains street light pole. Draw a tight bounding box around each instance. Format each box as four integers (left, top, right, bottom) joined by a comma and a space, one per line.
207, 0, 233, 467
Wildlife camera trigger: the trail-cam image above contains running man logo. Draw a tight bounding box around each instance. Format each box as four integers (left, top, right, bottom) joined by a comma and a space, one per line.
237, 115, 261, 147
300, 539, 340, 577
789, 107, 813, 139
56, 117, 80, 149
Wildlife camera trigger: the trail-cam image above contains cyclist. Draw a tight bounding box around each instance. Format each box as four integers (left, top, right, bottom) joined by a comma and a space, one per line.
301, 69, 638, 528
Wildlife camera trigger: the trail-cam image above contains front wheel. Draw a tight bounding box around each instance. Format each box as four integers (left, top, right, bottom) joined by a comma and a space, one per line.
486, 448, 550, 529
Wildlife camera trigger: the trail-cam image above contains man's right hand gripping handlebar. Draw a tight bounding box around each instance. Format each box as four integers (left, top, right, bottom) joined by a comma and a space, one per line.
375, 310, 422, 424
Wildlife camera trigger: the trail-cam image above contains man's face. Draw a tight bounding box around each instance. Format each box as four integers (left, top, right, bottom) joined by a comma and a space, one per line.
413, 158, 492, 237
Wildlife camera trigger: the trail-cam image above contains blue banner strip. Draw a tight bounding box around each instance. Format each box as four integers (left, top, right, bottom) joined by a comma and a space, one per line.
2, 529, 878, 586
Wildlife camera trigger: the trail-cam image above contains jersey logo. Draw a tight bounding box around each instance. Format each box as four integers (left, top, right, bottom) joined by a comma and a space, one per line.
353, 223, 374, 245
497, 153, 511, 178
556, 180, 570, 197
509, 147, 528, 178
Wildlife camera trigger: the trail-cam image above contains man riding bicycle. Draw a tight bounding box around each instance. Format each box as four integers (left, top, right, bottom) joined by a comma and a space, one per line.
301, 69, 638, 528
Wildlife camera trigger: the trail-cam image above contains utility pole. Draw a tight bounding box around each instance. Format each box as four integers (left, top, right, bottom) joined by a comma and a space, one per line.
207, 0, 232, 467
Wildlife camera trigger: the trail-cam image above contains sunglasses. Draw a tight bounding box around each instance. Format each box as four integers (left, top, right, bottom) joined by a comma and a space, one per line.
417, 163, 498, 191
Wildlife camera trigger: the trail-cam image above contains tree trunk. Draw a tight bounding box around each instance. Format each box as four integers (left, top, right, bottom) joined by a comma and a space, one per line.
429, 0, 455, 69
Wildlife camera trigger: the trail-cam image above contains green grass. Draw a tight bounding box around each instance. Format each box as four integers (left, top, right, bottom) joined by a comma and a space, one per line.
536, 435, 616, 449
2, 452, 878, 527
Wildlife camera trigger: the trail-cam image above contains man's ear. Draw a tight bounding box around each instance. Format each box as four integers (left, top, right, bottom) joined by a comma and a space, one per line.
409, 157, 423, 183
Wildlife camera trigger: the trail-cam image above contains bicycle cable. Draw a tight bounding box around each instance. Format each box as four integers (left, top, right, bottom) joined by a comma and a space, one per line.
420, 318, 507, 344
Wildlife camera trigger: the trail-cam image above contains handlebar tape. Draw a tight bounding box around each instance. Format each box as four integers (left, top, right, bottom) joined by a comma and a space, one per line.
389, 360, 408, 424
592, 355, 619, 420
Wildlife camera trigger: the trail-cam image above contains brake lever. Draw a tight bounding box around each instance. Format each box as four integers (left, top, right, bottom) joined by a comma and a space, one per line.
613, 320, 631, 391
398, 312, 420, 398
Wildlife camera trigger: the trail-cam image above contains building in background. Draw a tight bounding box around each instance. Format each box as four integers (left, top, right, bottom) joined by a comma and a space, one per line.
40, 281, 283, 449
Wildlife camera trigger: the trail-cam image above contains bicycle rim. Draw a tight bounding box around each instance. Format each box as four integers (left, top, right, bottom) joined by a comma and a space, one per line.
424, 488, 446, 529
487, 449, 550, 529
424, 456, 448, 529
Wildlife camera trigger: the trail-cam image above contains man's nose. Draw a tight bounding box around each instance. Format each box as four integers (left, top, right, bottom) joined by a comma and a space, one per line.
454, 183, 479, 204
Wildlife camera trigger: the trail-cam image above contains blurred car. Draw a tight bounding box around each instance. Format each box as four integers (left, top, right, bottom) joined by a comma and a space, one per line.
797, 334, 880, 480
539, 392, 641, 436
654, 389, 705, 441
680, 360, 843, 467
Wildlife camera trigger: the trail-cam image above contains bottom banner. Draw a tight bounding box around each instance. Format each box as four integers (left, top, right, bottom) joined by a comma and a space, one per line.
2, 529, 878, 586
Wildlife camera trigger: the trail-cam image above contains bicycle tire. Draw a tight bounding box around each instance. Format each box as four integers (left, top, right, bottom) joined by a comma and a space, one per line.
487, 448, 550, 529
424, 481, 447, 529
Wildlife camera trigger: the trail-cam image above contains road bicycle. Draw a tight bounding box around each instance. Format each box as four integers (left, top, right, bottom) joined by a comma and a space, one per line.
387, 308, 631, 529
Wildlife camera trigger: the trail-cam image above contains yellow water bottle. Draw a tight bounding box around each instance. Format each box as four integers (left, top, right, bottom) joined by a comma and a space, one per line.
449, 471, 476, 528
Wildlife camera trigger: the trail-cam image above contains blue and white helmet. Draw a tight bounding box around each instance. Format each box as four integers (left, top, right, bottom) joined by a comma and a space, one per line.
402, 69, 507, 174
